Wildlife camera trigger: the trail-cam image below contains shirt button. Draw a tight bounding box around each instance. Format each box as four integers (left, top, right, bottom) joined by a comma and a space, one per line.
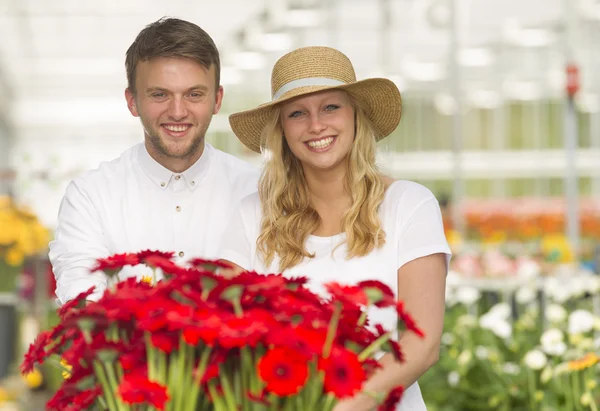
175, 175, 181, 180
191, 181, 195, 185
160, 182, 166, 187
176, 206, 181, 212
178, 251, 185, 258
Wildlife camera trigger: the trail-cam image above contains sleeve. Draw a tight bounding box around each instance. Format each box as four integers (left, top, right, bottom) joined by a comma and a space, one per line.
218, 196, 256, 270
48, 180, 110, 305
396, 190, 452, 270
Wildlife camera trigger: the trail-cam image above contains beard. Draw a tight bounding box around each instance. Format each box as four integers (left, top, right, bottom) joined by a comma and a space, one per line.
141, 118, 208, 160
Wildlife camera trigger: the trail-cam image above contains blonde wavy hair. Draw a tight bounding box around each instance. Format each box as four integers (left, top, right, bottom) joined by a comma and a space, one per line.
256, 92, 387, 272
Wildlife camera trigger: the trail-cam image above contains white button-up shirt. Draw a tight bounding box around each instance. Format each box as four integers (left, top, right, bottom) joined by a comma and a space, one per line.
49, 143, 260, 304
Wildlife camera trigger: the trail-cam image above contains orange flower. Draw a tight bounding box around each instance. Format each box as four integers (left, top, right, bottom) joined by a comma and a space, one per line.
567, 353, 600, 371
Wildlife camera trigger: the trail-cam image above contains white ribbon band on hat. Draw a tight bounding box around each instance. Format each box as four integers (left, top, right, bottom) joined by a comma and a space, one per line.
272, 77, 346, 101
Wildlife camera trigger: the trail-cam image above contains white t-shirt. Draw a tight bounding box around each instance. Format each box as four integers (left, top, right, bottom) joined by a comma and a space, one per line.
220, 180, 451, 411
49, 143, 260, 304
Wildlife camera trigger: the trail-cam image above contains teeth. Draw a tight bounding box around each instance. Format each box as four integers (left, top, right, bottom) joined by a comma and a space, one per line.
164, 125, 188, 132
307, 137, 334, 149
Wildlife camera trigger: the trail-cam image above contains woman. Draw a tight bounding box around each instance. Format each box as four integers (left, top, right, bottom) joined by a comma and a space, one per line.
220, 46, 451, 411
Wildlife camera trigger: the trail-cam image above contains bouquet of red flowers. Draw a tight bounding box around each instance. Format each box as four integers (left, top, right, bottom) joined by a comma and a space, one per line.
22, 251, 423, 410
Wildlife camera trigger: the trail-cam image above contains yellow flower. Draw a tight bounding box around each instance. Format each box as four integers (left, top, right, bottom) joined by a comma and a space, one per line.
586, 379, 597, 390
61, 358, 72, 379
488, 396, 501, 408
581, 392, 592, 406
534, 391, 544, 402
540, 234, 574, 263
4, 247, 24, 267
567, 353, 599, 371
22, 368, 44, 389
141, 275, 153, 285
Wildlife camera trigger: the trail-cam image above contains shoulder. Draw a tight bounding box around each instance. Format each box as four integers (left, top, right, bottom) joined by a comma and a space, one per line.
70, 144, 138, 194
384, 180, 438, 209
208, 145, 260, 187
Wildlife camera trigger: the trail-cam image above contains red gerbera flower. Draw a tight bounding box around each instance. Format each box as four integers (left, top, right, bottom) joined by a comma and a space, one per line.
325, 282, 368, 307
21, 330, 52, 374
378, 385, 405, 411
357, 280, 395, 308
258, 347, 309, 396
91, 253, 140, 277
136, 250, 175, 262
117, 374, 170, 410
318, 346, 365, 398
396, 301, 425, 338
57, 287, 95, 318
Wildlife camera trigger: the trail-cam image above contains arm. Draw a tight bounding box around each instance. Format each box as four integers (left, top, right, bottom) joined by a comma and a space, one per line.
335, 187, 451, 411
334, 253, 447, 411
49, 180, 109, 305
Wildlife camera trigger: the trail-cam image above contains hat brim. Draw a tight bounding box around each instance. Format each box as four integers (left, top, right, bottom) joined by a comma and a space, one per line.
229, 78, 402, 153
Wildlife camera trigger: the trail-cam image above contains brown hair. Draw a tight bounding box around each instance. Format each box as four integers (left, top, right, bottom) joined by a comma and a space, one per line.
125, 17, 221, 93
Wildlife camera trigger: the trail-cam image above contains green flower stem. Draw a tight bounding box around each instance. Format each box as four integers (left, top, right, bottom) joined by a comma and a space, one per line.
586, 368, 598, 411
323, 302, 342, 358
146, 333, 157, 381
220, 371, 238, 409
565, 374, 575, 411
572, 372, 583, 411
527, 369, 536, 411
323, 394, 336, 411
105, 361, 129, 411
186, 347, 211, 411
357, 310, 368, 328
208, 381, 228, 411
94, 361, 119, 411
158, 350, 167, 384
358, 332, 392, 362
173, 339, 191, 411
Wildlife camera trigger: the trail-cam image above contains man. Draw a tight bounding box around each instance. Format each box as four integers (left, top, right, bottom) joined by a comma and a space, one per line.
49, 17, 259, 304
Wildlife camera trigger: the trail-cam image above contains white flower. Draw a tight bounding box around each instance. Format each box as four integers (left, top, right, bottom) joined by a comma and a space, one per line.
475, 346, 490, 360
568, 310, 595, 335
524, 349, 547, 370
544, 278, 572, 303
502, 362, 521, 375
540, 328, 567, 356
517, 259, 541, 279
457, 350, 472, 366
540, 366, 554, 384
581, 275, 600, 293
540, 328, 567, 355
488, 303, 511, 320
455, 286, 481, 305
447, 371, 460, 387
479, 312, 512, 339
516, 286, 537, 305
546, 304, 567, 324
441, 333, 455, 345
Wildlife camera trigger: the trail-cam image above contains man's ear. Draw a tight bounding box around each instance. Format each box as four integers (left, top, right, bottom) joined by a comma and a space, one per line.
125, 88, 139, 117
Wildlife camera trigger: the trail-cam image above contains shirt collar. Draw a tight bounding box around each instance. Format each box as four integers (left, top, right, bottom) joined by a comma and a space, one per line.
137, 143, 212, 191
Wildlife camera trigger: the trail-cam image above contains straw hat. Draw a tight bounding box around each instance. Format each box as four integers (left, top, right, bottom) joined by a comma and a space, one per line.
228, 46, 402, 153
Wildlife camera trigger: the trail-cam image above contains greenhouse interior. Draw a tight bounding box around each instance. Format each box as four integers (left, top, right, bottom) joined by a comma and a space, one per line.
0, 0, 599, 410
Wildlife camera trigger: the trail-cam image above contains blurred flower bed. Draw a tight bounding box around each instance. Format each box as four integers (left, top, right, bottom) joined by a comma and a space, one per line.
0, 196, 49, 293
421, 275, 600, 410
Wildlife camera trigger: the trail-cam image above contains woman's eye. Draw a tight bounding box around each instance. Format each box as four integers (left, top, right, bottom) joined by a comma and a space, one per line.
324, 104, 340, 111
288, 110, 303, 118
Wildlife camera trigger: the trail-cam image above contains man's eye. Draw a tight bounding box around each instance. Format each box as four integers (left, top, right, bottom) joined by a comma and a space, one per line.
151, 93, 166, 98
